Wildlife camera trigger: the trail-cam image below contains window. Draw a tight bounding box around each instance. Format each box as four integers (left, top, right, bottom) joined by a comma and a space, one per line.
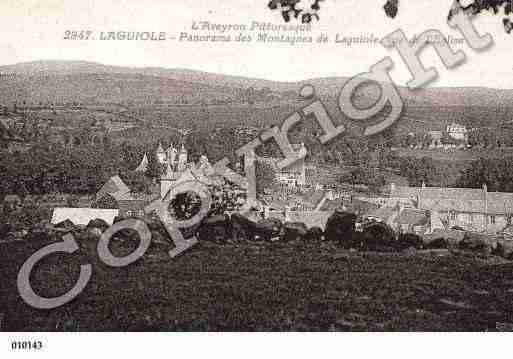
449, 211, 456, 220
490, 215, 496, 224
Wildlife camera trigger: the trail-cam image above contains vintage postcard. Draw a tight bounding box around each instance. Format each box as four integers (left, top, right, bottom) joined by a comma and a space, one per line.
1, 0, 513, 356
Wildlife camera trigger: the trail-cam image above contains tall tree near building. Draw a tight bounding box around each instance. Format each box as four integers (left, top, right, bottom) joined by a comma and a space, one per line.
145, 149, 164, 180
255, 161, 276, 198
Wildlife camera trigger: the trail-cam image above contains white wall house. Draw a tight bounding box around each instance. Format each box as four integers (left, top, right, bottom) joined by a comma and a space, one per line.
446, 123, 468, 141
381, 183, 513, 234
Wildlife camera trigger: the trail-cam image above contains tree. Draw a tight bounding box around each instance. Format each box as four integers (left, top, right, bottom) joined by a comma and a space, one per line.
457, 156, 513, 192
255, 161, 276, 198
384, 0, 398, 18
399, 156, 441, 187
387, 1, 513, 34
145, 148, 164, 180
440, 212, 450, 230
169, 191, 202, 221
66, 194, 80, 208
93, 194, 118, 209
120, 170, 152, 194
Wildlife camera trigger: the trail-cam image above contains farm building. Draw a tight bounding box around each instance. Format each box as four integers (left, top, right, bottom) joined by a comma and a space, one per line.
370, 183, 513, 234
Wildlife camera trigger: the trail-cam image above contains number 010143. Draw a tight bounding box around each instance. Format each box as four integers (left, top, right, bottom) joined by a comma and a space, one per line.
11, 341, 43, 350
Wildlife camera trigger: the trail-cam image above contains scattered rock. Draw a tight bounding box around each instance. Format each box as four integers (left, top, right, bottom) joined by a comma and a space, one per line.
496, 322, 513, 332
256, 218, 283, 241
471, 289, 490, 296
324, 210, 357, 247
459, 233, 492, 255
54, 219, 77, 233
438, 298, 476, 311
86, 218, 109, 233
396, 233, 424, 251
282, 222, 308, 242
231, 213, 259, 241
425, 237, 449, 250
88, 227, 103, 238
335, 318, 357, 329
305, 226, 324, 241
197, 214, 231, 243
361, 222, 396, 251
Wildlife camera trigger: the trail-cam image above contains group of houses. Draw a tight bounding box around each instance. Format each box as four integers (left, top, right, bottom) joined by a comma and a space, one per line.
93, 142, 248, 217
12, 130, 513, 241
399, 122, 470, 150
359, 182, 513, 237
257, 143, 308, 188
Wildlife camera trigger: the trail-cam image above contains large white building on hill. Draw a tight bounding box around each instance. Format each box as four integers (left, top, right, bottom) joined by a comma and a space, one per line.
446, 123, 468, 141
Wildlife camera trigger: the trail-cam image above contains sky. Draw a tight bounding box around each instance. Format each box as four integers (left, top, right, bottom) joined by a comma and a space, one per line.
0, 0, 512, 88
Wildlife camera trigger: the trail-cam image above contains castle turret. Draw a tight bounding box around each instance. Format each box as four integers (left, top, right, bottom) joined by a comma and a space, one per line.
163, 161, 174, 179
167, 144, 177, 167
135, 153, 149, 172
160, 161, 176, 199
156, 142, 166, 164
177, 144, 188, 172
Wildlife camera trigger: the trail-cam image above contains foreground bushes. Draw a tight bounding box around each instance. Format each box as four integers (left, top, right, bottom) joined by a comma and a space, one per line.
3, 209, 513, 260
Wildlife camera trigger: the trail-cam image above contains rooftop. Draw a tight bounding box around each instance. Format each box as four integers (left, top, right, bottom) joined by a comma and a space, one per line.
389, 184, 513, 215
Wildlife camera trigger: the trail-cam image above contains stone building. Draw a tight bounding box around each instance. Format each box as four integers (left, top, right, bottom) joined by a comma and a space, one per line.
380, 183, 513, 234
446, 123, 468, 141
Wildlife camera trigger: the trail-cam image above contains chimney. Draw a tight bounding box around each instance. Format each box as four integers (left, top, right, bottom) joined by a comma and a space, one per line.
263, 205, 270, 219
284, 206, 291, 222
483, 183, 488, 232
398, 200, 405, 213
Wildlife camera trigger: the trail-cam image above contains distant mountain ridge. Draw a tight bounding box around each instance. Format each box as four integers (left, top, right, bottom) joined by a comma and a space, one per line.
1, 60, 513, 134
1, 60, 513, 108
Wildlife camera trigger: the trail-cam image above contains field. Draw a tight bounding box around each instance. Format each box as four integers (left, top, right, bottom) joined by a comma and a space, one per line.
393, 148, 513, 162
2, 238, 513, 331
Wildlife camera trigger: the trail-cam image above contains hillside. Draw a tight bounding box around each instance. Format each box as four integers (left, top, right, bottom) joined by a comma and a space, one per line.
1, 60, 513, 134
2, 238, 513, 331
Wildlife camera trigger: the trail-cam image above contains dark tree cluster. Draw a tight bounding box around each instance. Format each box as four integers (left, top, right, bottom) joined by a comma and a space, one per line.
385, 0, 513, 34
457, 156, 513, 192
268, 0, 513, 33
449, 0, 513, 34
268, 0, 324, 23
384, 0, 399, 18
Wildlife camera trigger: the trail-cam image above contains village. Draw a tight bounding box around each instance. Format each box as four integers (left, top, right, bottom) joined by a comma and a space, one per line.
2, 119, 513, 259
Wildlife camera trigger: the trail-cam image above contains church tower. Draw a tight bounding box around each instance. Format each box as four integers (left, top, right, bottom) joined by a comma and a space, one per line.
160, 161, 175, 199
156, 142, 166, 164
167, 144, 178, 168
135, 153, 149, 172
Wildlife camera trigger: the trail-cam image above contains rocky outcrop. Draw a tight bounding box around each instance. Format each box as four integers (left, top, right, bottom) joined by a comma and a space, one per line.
197, 214, 231, 243
396, 233, 424, 251
324, 210, 357, 247
86, 218, 110, 238
305, 226, 324, 241
360, 222, 396, 252
281, 222, 308, 242
459, 233, 492, 255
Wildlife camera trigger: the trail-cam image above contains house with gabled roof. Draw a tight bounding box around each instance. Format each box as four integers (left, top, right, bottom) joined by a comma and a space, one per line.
383, 182, 513, 234
392, 208, 430, 235
135, 153, 149, 172
51, 208, 119, 226
447, 122, 468, 141
96, 175, 131, 200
